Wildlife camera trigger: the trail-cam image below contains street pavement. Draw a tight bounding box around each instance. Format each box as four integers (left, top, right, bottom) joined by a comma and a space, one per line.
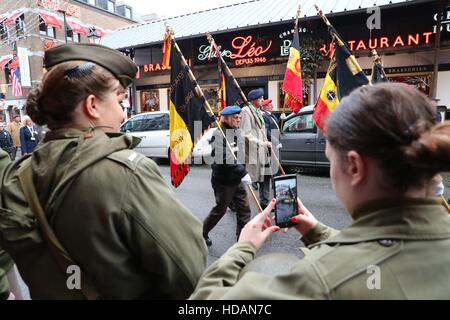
155, 160, 352, 265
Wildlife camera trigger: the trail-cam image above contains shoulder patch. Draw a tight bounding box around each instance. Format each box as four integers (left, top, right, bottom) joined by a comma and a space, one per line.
107, 149, 145, 171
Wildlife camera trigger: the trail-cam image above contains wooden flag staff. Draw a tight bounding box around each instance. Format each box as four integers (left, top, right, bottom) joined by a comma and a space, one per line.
166, 25, 263, 212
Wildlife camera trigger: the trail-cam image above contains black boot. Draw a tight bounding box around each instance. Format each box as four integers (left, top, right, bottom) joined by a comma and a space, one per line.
203, 233, 212, 246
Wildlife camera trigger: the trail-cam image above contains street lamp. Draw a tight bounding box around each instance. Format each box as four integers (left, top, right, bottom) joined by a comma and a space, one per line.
87, 27, 101, 44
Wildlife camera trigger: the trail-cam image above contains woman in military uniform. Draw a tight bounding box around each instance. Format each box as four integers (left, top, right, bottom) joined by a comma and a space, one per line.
190, 83, 450, 299
0, 44, 207, 299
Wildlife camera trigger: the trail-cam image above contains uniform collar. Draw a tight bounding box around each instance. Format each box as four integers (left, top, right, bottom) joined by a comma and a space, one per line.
314, 198, 450, 246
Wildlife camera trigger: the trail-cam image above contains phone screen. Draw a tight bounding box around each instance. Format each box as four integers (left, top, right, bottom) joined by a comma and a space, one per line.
274, 175, 298, 228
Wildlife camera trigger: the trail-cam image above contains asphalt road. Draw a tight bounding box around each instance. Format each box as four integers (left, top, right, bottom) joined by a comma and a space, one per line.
155, 160, 352, 265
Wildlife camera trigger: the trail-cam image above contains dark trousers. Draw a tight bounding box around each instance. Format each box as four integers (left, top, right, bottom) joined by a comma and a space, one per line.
258, 175, 272, 209
10, 146, 18, 160
203, 182, 251, 238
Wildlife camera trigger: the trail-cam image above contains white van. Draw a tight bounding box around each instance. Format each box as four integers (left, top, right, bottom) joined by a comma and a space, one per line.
120, 111, 170, 159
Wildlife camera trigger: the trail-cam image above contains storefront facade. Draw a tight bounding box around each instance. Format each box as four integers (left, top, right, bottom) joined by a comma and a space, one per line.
105, 0, 450, 115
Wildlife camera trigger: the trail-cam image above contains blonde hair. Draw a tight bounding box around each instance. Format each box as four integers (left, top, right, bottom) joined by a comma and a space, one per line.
21, 115, 32, 127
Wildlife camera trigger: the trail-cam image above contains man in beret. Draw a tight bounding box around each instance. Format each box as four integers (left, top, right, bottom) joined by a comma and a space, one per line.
203, 106, 252, 246
240, 89, 273, 209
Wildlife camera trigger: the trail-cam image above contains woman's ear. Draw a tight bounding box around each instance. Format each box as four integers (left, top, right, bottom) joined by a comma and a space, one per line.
346, 150, 366, 187
82, 94, 101, 120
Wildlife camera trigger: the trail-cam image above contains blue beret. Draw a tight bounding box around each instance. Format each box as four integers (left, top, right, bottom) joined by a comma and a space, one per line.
247, 88, 264, 101
220, 105, 241, 116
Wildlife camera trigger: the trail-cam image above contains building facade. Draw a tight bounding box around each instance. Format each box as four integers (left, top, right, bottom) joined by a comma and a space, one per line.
102, 0, 450, 117
0, 0, 135, 122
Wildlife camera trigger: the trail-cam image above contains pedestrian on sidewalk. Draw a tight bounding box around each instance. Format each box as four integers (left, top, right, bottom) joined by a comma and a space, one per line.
19, 115, 39, 156
0, 43, 207, 300
191, 83, 450, 299
0, 122, 14, 160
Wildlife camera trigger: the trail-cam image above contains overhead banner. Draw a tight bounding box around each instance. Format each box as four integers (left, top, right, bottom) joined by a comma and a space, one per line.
17, 47, 31, 87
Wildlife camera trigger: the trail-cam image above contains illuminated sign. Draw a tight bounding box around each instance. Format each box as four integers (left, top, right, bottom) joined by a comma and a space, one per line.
320, 32, 434, 56
230, 35, 272, 66
198, 45, 231, 61
142, 59, 192, 73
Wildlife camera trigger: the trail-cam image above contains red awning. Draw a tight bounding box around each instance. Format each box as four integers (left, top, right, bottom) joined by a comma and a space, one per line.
67, 20, 87, 35
39, 13, 62, 29
4, 11, 23, 26
0, 56, 12, 69
93, 26, 106, 37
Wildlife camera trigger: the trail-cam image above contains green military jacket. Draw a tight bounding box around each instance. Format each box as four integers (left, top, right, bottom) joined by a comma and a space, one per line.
190, 198, 450, 299
0, 129, 207, 299
0, 149, 12, 299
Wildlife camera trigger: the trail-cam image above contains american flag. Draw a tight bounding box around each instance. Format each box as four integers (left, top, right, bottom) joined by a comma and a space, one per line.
11, 68, 23, 97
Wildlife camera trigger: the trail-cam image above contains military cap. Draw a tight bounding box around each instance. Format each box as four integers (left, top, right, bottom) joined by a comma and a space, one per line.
44, 43, 138, 88
247, 88, 264, 101
262, 99, 273, 106
220, 105, 241, 116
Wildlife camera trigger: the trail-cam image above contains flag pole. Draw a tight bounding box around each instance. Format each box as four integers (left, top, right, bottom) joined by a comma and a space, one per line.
281, 3, 302, 132
166, 26, 263, 212
206, 32, 286, 177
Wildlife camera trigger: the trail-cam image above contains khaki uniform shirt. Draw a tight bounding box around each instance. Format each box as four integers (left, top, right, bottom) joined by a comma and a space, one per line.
190, 198, 450, 299
0, 129, 207, 299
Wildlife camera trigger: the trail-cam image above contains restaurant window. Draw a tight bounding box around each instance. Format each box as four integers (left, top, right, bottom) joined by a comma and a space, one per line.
388, 73, 433, 97
140, 90, 160, 112
39, 16, 56, 38
0, 22, 8, 40
15, 14, 25, 36
200, 86, 219, 114
278, 81, 311, 113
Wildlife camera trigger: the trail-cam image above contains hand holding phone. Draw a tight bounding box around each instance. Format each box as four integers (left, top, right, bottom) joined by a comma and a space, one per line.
273, 174, 298, 228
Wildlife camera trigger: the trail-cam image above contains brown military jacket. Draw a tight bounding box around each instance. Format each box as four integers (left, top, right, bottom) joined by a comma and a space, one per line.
0, 149, 12, 299
190, 198, 450, 299
0, 129, 207, 299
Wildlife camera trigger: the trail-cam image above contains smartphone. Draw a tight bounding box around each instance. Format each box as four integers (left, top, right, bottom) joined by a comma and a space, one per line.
273, 174, 298, 228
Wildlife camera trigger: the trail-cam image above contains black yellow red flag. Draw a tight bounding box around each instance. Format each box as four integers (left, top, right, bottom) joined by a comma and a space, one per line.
313, 26, 369, 131
283, 25, 303, 113
218, 57, 243, 110
168, 40, 214, 187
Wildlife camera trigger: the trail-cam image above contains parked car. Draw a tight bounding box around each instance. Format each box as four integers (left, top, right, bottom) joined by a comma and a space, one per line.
280, 105, 329, 172
120, 111, 170, 159
192, 127, 217, 164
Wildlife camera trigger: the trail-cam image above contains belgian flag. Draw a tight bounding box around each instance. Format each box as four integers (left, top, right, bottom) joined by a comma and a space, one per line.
313, 26, 369, 131
218, 55, 243, 111
283, 25, 303, 113
167, 39, 214, 187
371, 59, 389, 84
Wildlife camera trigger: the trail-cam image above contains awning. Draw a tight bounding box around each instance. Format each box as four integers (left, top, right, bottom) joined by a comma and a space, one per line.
93, 26, 106, 37
67, 20, 87, 35
4, 11, 23, 26
0, 56, 12, 69
39, 13, 62, 29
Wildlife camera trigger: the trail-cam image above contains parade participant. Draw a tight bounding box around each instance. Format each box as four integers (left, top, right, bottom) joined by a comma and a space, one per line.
0, 43, 207, 299
240, 89, 272, 209
0, 123, 14, 160
19, 115, 39, 156
261, 99, 281, 175
191, 83, 450, 299
203, 106, 252, 246
7, 115, 21, 160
